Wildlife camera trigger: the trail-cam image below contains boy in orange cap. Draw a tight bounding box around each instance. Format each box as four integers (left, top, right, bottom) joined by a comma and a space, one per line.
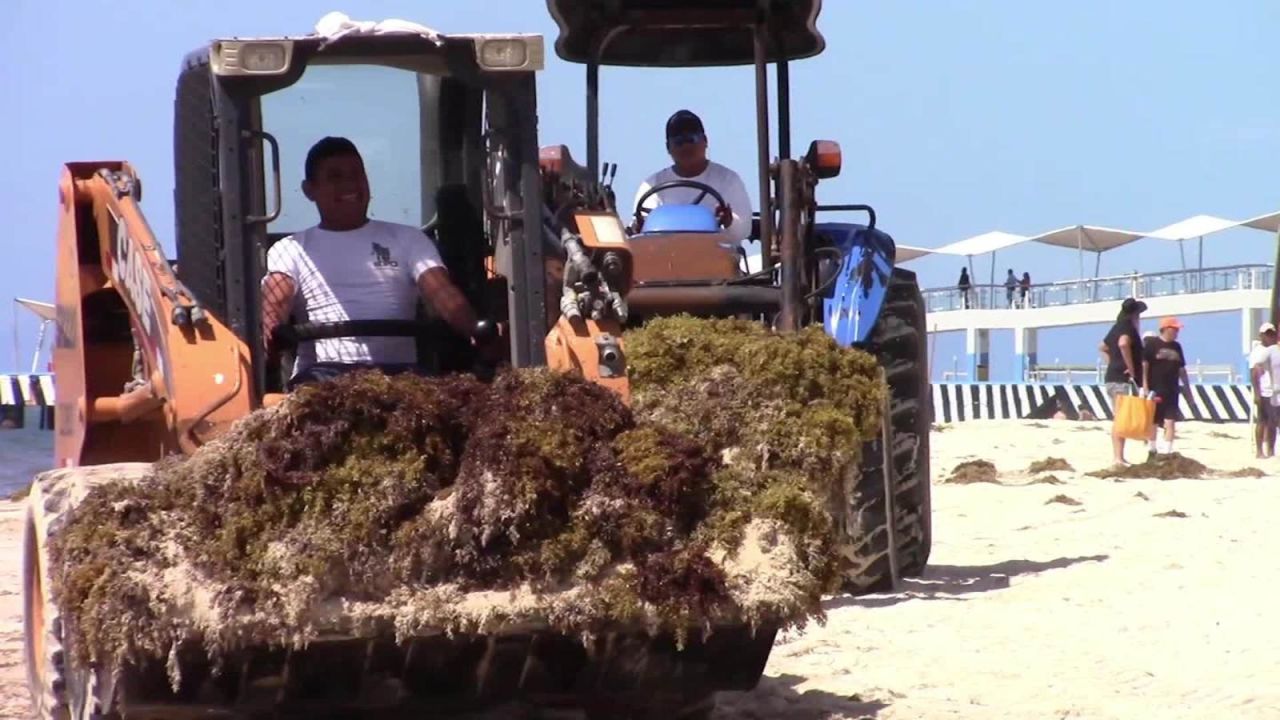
1142, 316, 1191, 455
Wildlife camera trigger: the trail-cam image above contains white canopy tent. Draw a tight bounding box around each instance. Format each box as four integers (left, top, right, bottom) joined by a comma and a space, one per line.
1147, 212, 1280, 272
1027, 224, 1147, 279
1243, 211, 1280, 233
932, 230, 1031, 286
914, 207, 1280, 294
896, 244, 940, 263
12, 298, 55, 373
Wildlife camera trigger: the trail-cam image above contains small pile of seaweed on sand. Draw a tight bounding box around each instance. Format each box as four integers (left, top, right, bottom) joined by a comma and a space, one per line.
48, 316, 885, 670
1045, 494, 1082, 506
1221, 467, 1265, 478
1087, 453, 1208, 480
1028, 457, 1073, 474
945, 460, 999, 484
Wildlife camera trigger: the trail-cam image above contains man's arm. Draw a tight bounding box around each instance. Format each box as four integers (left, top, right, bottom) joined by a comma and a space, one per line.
630, 174, 657, 233
403, 229, 482, 338
1250, 348, 1265, 399
261, 237, 302, 350
1118, 334, 1137, 381
1176, 343, 1192, 400
719, 169, 754, 243
260, 273, 297, 349
417, 267, 479, 338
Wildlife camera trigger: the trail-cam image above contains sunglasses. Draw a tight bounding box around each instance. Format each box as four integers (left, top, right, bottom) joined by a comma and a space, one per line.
667, 132, 705, 148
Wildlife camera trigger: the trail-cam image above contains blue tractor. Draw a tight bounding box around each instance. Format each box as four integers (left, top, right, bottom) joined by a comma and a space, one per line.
544, 0, 932, 596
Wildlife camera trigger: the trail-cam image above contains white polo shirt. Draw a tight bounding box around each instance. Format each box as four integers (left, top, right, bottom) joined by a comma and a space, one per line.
264, 219, 444, 373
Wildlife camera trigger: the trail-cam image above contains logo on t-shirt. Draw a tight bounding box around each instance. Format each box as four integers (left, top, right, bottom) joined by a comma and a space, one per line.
371, 242, 399, 268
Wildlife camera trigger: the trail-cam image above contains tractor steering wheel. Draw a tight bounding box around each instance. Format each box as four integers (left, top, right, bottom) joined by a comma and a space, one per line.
633, 179, 728, 227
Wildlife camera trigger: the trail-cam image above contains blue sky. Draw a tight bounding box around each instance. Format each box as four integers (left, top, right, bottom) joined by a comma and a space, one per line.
5, 1, 1279, 380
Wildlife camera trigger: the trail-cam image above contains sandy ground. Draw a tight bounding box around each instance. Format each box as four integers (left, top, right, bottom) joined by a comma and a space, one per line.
0, 500, 27, 718
1, 420, 1277, 718
717, 420, 1280, 719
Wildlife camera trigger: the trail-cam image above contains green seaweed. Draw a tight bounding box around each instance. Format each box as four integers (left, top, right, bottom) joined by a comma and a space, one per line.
49, 316, 886, 667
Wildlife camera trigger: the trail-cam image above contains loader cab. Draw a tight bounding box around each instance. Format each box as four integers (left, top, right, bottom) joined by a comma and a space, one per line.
171, 28, 548, 399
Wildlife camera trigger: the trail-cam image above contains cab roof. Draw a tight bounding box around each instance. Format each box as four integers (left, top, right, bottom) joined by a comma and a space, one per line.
546, 0, 824, 68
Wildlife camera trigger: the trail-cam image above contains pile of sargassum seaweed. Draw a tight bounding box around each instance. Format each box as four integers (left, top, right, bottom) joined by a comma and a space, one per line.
49, 316, 886, 667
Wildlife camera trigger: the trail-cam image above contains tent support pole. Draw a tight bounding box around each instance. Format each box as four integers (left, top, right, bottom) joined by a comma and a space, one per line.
1180, 239, 1189, 292
30, 320, 49, 374
1076, 226, 1084, 280
11, 302, 19, 373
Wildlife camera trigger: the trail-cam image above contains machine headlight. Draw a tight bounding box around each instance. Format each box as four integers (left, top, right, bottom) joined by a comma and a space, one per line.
211, 41, 293, 76
475, 36, 544, 71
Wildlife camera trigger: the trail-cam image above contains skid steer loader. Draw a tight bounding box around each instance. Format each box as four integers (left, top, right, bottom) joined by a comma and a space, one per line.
25, 23, 777, 720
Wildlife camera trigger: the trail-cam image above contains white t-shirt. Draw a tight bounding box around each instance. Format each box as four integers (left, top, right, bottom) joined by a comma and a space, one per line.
1248, 342, 1280, 405
633, 161, 753, 243
264, 219, 444, 373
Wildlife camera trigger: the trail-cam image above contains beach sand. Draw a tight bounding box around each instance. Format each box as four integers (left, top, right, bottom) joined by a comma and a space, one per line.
2, 419, 1277, 718
717, 420, 1280, 719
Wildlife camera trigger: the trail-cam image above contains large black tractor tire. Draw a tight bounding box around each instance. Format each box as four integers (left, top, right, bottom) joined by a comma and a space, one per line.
842, 267, 932, 593
25, 464, 152, 720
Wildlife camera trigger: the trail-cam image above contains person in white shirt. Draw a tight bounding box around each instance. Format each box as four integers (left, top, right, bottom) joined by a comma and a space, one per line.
1248, 322, 1279, 458
260, 136, 491, 387
631, 110, 753, 244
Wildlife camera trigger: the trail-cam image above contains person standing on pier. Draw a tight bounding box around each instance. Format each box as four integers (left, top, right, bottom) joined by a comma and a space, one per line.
958, 268, 972, 309
1099, 297, 1147, 465
1019, 271, 1032, 308
1004, 269, 1017, 308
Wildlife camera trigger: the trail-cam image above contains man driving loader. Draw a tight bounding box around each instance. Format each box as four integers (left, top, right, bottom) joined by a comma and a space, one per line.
631, 109, 753, 243
260, 136, 492, 387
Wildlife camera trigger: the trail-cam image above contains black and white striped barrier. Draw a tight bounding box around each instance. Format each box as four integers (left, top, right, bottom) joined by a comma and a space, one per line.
932, 382, 1253, 424
2, 374, 1257, 424
0, 374, 55, 408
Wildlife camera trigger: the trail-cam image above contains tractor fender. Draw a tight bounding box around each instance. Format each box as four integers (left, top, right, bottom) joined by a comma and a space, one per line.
814, 222, 898, 347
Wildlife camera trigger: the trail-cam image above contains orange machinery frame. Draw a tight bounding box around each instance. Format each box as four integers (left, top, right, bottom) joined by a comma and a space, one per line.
52, 162, 255, 468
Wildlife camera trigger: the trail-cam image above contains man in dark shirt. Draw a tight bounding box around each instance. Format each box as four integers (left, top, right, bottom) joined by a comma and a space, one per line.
1143, 316, 1190, 455
1098, 297, 1147, 465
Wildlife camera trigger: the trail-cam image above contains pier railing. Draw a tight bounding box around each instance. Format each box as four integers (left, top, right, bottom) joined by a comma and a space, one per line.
924, 264, 1273, 314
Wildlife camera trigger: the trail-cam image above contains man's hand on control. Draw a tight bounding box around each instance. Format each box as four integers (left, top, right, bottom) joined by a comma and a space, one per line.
715, 204, 733, 229
469, 320, 506, 365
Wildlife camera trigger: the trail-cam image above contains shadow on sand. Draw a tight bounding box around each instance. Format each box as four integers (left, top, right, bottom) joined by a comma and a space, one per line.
824, 555, 1110, 611
714, 673, 891, 719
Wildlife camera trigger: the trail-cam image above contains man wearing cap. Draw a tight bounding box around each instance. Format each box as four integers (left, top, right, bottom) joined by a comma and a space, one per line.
1142, 316, 1191, 456
1248, 322, 1279, 458
1098, 297, 1147, 464
631, 110, 753, 243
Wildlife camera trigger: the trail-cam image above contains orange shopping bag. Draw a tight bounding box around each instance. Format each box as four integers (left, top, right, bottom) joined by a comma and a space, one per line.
1113, 393, 1156, 440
